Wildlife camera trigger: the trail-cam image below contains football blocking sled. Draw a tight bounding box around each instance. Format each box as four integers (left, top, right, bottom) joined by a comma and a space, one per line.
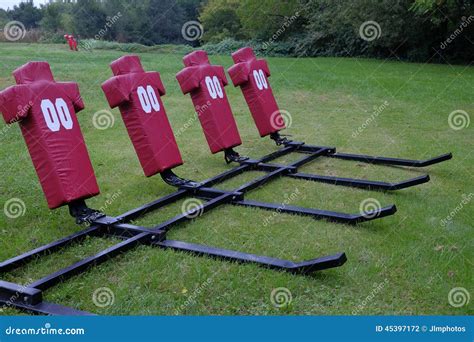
226, 47, 452, 191
4, 58, 390, 316
176, 50, 247, 163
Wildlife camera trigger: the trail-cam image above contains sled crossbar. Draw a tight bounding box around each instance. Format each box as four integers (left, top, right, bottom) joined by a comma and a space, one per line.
1, 143, 405, 315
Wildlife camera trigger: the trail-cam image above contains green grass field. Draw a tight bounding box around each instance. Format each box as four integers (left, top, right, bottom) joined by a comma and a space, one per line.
0, 43, 472, 315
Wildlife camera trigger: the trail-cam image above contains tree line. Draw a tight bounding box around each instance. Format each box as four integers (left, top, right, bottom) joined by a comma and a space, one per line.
0, 0, 472, 63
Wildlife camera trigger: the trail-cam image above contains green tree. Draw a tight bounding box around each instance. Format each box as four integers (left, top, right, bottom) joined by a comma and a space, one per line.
101, 0, 136, 42
410, 0, 471, 24
237, 0, 304, 40
39, 2, 74, 32
146, 0, 186, 44
0, 9, 9, 27
199, 0, 305, 43
410, 0, 473, 61
100, 0, 193, 44
71, 0, 107, 37
9, 1, 42, 28
199, 0, 244, 43
297, 0, 445, 60
178, 0, 203, 20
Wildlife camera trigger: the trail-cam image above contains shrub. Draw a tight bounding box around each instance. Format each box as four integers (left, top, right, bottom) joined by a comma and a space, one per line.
201, 38, 297, 57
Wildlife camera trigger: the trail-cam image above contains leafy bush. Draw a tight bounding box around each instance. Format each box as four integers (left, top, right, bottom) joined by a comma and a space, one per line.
201, 38, 297, 57
200, 0, 473, 63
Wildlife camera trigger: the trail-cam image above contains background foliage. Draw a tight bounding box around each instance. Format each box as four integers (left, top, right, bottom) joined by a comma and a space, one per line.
0, 0, 472, 63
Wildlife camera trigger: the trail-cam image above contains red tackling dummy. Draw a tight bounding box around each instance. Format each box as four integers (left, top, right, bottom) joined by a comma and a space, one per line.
228, 47, 285, 137
64, 35, 72, 50
176, 50, 242, 154
70, 35, 78, 51
0, 61, 100, 209
64, 35, 77, 51
101, 55, 183, 177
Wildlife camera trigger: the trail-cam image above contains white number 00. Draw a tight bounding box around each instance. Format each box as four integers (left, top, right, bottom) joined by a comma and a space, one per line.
205, 76, 224, 99
137, 85, 161, 113
253, 69, 268, 90
40, 98, 73, 132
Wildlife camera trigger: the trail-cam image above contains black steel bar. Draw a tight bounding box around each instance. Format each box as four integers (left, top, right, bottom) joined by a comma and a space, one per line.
233, 199, 397, 224
252, 163, 296, 174
291, 143, 336, 154
151, 194, 234, 232
116, 189, 188, 222
0, 225, 103, 273
327, 152, 453, 167
0, 280, 42, 305
288, 148, 330, 168
192, 187, 244, 200
105, 223, 153, 238
235, 167, 289, 193
259, 145, 297, 163
29, 232, 154, 291
287, 142, 451, 168
247, 147, 429, 191
193, 145, 308, 189
199, 164, 250, 187
288, 173, 431, 191
0, 299, 94, 316
155, 240, 347, 274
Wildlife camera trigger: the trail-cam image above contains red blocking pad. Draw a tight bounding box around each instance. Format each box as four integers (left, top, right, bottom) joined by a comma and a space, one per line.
0, 61, 100, 209
228, 47, 285, 137
101, 55, 183, 177
176, 50, 242, 154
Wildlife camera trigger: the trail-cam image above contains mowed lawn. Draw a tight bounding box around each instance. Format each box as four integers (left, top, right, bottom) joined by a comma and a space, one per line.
0, 43, 472, 315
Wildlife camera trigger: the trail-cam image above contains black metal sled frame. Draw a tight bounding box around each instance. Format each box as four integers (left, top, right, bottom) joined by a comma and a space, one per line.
242, 135, 452, 191
0, 144, 403, 316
